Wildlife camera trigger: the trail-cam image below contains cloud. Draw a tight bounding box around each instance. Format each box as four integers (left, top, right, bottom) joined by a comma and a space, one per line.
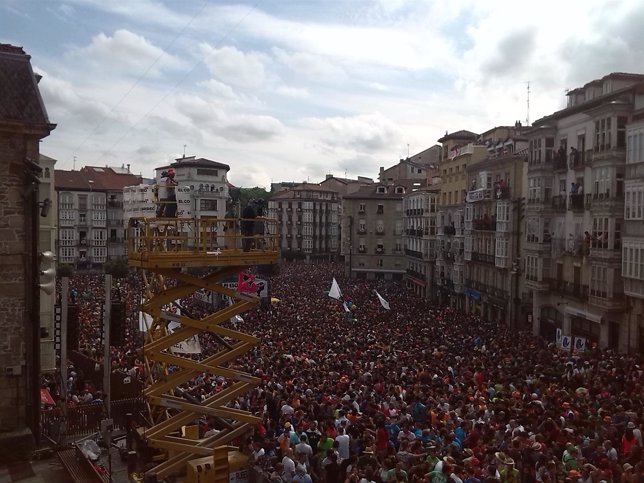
301, 112, 403, 152
70, 29, 185, 76
480, 28, 538, 78
174, 94, 284, 142
274, 85, 309, 99
200, 44, 267, 89
272, 48, 347, 82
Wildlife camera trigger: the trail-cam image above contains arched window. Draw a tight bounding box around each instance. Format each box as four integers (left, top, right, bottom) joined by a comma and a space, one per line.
44, 167, 50, 178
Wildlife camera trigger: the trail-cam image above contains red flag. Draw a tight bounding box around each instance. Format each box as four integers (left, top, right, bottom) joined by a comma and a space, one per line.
237, 272, 257, 294
40, 388, 55, 406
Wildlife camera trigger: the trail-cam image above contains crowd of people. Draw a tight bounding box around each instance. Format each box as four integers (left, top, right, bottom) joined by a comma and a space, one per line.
43, 261, 642, 482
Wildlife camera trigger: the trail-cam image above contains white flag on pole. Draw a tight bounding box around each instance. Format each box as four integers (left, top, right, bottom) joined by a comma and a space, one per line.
342, 301, 351, 313
375, 290, 390, 310
329, 278, 342, 300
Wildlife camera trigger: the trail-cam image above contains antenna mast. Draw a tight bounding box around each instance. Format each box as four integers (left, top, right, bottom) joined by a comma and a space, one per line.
526, 81, 531, 126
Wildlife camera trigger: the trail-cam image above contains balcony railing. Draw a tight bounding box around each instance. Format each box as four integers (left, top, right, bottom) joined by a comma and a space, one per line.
494, 186, 510, 200
585, 192, 624, 209
553, 154, 567, 171
569, 194, 584, 211
406, 268, 425, 280
472, 219, 496, 231
549, 280, 589, 301
551, 195, 566, 211
108, 200, 123, 208
405, 248, 424, 259
471, 252, 495, 265
442, 226, 456, 235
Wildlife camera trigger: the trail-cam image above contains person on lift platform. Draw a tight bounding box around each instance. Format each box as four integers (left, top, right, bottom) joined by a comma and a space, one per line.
156, 168, 178, 218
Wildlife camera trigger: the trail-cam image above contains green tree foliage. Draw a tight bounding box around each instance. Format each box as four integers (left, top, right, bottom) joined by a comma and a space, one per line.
103, 257, 130, 278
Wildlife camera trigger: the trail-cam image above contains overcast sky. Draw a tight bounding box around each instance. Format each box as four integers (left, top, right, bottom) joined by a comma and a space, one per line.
2, 0, 644, 187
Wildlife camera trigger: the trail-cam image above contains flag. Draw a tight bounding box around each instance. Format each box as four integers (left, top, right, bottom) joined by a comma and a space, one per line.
328, 278, 342, 300
237, 272, 257, 294
375, 290, 390, 310
167, 320, 202, 354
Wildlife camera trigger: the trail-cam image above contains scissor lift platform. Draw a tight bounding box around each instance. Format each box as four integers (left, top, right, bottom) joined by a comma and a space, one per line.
127, 216, 279, 480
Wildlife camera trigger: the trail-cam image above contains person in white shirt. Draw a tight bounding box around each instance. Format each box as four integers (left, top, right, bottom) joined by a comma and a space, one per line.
335, 427, 351, 462
281, 448, 296, 483
295, 434, 313, 466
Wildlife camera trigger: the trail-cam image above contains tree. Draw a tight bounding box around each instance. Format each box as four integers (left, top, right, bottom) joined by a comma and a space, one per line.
239, 187, 270, 208
57, 264, 74, 278
104, 257, 130, 279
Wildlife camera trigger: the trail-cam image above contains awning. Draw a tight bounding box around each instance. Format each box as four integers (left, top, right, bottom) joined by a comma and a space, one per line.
40, 388, 55, 406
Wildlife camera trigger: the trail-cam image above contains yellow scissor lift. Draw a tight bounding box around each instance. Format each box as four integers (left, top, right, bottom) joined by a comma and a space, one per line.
127, 215, 279, 482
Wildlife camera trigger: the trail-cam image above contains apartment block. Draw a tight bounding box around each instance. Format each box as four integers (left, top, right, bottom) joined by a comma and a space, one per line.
435, 130, 482, 309
621, 103, 644, 352
343, 181, 416, 279
268, 184, 339, 261
56, 166, 142, 267
463, 125, 529, 328
524, 73, 644, 352
403, 180, 440, 299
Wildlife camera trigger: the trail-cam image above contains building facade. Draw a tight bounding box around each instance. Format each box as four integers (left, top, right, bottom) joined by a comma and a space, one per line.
268, 184, 339, 260
622, 111, 644, 352
524, 73, 644, 353
403, 182, 440, 299
435, 131, 482, 309
56, 167, 142, 268
343, 182, 412, 280
463, 127, 529, 328
38, 154, 57, 372
0, 43, 55, 454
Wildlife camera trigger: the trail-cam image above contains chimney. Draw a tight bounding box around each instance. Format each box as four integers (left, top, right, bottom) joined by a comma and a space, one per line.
127, 164, 130, 173
326, 174, 333, 180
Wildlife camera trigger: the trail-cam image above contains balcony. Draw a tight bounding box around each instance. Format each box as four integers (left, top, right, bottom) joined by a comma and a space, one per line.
553, 154, 567, 172
524, 275, 551, 291
494, 186, 511, 200
405, 248, 424, 259
357, 228, 367, 235
443, 250, 455, 262
108, 219, 123, 226
592, 146, 625, 163
526, 196, 552, 210
525, 234, 552, 253
588, 239, 622, 262
406, 268, 425, 280
108, 237, 124, 244
495, 255, 509, 269
466, 188, 492, 203
471, 252, 495, 265
107, 200, 123, 208
358, 247, 366, 253
550, 280, 589, 302
472, 218, 496, 231
375, 247, 384, 254
570, 149, 592, 169
551, 195, 567, 211
569, 194, 584, 211
586, 192, 624, 211
589, 291, 628, 311
442, 226, 456, 236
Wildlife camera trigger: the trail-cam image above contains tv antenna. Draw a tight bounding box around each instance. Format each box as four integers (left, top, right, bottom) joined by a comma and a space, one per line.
526, 81, 531, 126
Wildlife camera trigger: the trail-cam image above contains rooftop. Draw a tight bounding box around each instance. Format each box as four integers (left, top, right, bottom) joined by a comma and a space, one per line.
55, 167, 142, 191
437, 130, 478, 143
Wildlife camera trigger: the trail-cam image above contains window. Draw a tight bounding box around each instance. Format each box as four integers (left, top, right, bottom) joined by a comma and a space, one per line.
591, 217, 609, 249
377, 204, 384, 214
395, 186, 404, 194
626, 124, 644, 164
196, 168, 219, 177
592, 167, 610, 197
623, 240, 644, 280
377, 186, 386, 194
528, 177, 542, 201
376, 221, 384, 233
200, 199, 218, 211
377, 259, 384, 267
625, 184, 644, 219
594, 117, 612, 151
358, 220, 366, 233
495, 237, 508, 258
395, 220, 403, 235
617, 116, 627, 148
525, 255, 539, 281
590, 265, 608, 297
359, 203, 366, 213
529, 138, 542, 164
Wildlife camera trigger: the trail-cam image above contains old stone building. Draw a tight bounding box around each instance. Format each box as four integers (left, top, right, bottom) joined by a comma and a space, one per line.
0, 44, 56, 456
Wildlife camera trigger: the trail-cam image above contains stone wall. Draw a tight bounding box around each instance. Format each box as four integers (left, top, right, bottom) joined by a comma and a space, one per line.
0, 132, 31, 432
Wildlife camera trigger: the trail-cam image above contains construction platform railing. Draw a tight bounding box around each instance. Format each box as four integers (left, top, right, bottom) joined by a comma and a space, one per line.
127, 217, 280, 268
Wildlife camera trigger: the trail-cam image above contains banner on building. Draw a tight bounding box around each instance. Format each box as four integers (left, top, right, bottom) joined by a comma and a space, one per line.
556, 328, 562, 344
573, 336, 586, 354
559, 335, 572, 352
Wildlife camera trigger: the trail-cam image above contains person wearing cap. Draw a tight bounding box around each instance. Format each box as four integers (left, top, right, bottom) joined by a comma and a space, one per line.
562, 443, 579, 471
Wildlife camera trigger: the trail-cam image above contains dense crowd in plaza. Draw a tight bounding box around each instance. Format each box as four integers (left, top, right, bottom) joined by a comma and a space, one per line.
44, 262, 643, 482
